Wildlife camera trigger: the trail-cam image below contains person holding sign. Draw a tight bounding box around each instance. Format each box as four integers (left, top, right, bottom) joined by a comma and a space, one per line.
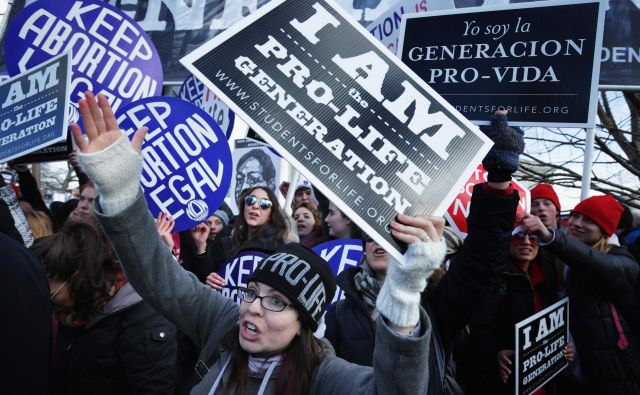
325, 110, 524, 394
520, 195, 640, 394
469, 228, 574, 394
71, 91, 442, 394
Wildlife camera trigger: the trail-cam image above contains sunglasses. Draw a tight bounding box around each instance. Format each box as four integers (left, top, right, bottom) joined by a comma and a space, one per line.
244, 194, 273, 211
512, 231, 539, 243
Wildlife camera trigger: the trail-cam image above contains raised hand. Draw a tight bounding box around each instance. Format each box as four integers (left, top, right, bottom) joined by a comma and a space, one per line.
389, 214, 445, 245
517, 212, 553, 243
156, 212, 175, 251
191, 223, 211, 255
70, 92, 147, 154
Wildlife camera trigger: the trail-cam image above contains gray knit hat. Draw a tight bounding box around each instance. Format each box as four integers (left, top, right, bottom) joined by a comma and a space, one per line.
212, 210, 229, 226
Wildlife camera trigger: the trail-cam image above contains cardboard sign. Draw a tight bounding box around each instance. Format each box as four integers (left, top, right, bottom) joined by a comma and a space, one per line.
599, 0, 640, 89
515, 297, 569, 395
398, 0, 606, 127
116, 97, 232, 232
368, 0, 454, 55
11, 134, 73, 164
313, 238, 364, 304
216, 251, 268, 304
444, 164, 530, 238
0, 53, 71, 163
4, 0, 163, 121
228, 138, 283, 214
178, 75, 236, 140
181, 0, 492, 262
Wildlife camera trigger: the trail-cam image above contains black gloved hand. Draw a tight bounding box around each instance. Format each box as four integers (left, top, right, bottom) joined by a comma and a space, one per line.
479, 112, 525, 182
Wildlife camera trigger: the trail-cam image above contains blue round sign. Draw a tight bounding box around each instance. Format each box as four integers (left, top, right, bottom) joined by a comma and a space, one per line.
216, 251, 268, 304
313, 239, 363, 304
4, 0, 163, 124
116, 97, 232, 232
178, 75, 235, 140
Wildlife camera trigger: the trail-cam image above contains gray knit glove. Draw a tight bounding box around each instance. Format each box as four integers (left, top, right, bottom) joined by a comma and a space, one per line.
77, 133, 142, 215
376, 239, 447, 327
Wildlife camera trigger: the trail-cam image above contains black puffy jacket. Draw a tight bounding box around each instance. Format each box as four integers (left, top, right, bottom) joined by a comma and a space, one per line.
325, 183, 519, 394
547, 231, 640, 394
52, 284, 178, 395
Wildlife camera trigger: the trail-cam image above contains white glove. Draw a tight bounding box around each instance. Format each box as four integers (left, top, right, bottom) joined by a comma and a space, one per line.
376, 239, 446, 327
77, 134, 142, 215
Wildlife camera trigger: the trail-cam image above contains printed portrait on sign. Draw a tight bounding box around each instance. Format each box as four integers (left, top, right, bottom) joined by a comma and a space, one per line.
235, 149, 277, 198
229, 139, 282, 213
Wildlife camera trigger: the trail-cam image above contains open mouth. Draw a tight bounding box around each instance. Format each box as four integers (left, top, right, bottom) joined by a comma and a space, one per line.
248, 212, 260, 219
373, 248, 387, 257
246, 322, 259, 334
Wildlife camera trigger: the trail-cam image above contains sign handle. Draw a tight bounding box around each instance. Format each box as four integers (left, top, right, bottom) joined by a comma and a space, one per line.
284, 169, 299, 216
580, 128, 595, 201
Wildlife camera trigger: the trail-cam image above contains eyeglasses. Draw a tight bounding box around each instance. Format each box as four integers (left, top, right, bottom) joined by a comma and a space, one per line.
512, 232, 539, 243
244, 194, 273, 211
237, 287, 295, 312
50, 271, 79, 301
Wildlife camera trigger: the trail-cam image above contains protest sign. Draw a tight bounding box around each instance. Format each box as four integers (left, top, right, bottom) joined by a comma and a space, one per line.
178, 75, 236, 140
11, 134, 72, 164
444, 164, 530, 238
181, 0, 492, 261
116, 97, 232, 232
216, 251, 268, 304
515, 297, 569, 395
0, 52, 71, 163
398, 0, 606, 127
599, 0, 640, 89
4, 0, 163, 122
228, 138, 283, 214
313, 239, 364, 304
368, 0, 454, 55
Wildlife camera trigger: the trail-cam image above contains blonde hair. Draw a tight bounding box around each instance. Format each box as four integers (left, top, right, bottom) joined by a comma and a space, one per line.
24, 210, 54, 239
592, 236, 612, 253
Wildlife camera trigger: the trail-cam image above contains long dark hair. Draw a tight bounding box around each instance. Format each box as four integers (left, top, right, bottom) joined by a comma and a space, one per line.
232, 187, 288, 250
221, 324, 323, 395
31, 219, 121, 321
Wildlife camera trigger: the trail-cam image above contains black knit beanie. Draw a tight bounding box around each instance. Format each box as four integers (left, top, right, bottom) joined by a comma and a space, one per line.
248, 243, 336, 331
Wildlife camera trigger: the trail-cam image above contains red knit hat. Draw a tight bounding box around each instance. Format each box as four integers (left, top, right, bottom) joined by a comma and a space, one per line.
531, 183, 560, 211
571, 195, 623, 236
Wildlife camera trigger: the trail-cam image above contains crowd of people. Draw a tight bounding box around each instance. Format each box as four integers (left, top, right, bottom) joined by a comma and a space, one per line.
2, 92, 640, 395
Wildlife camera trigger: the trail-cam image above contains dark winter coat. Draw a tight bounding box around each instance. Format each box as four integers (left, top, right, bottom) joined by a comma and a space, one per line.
546, 231, 640, 394
182, 226, 282, 283
1, 233, 51, 395
52, 283, 178, 395
469, 258, 558, 394
325, 183, 520, 394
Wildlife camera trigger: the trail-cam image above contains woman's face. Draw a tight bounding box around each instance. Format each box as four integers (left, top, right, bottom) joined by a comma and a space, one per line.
365, 240, 389, 280
567, 212, 605, 245
325, 203, 351, 238
243, 188, 272, 229
510, 233, 539, 263
49, 279, 84, 328
205, 215, 224, 240
238, 282, 301, 358
294, 207, 315, 237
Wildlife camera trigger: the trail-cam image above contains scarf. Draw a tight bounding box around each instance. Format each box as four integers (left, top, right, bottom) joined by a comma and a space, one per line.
353, 258, 384, 321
